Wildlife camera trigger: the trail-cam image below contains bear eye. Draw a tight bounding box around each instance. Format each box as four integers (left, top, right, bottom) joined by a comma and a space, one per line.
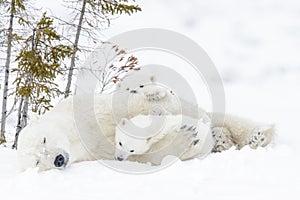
43, 137, 46, 144
36, 160, 40, 166
119, 142, 122, 146
139, 85, 144, 88
130, 150, 134, 153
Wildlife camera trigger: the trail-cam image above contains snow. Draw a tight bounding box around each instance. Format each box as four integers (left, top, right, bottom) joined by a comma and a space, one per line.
1, 141, 299, 200
1, 0, 300, 199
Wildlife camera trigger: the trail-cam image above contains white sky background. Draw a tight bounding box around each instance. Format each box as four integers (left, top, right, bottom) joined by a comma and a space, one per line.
35, 0, 300, 76
32, 0, 300, 112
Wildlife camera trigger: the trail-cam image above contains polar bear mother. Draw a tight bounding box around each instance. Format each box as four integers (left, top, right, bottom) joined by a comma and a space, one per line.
17, 77, 207, 172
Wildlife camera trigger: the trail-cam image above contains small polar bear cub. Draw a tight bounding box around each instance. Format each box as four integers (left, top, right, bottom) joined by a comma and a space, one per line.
117, 75, 211, 123
114, 114, 214, 163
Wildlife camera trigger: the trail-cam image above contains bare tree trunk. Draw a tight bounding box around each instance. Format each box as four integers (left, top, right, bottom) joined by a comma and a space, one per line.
12, 95, 29, 149
21, 29, 36, 127
21, 94, 30, 127
12, 97, 24, 149
0, 0, 15, 144
64, 0, 86, 98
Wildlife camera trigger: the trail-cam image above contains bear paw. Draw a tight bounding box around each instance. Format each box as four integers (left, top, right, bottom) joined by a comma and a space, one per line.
179, 124, 199, 145
143, 89, 167, 101
211, 127, 235, 152
248, 129, 268, 149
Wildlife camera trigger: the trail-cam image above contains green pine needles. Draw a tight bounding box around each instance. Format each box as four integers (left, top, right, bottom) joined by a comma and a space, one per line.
13, 13, 73, 114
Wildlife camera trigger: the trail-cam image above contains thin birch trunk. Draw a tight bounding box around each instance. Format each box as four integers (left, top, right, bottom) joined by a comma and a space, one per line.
64, 0, 86, 98
0, 0, 15, 144
12, 97, 24, 149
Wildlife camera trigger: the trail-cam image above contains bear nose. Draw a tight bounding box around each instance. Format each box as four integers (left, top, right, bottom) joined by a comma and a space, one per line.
116, 156, 124, 161
54, 154, 65, 167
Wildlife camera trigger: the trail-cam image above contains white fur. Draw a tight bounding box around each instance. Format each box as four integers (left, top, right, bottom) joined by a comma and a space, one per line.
115, 115, 214, 165
118, 81, 211, 123
18, 95, 113, 172
211, 127, 235, 152
18, 76, 210, 171
209, 113, 275, 151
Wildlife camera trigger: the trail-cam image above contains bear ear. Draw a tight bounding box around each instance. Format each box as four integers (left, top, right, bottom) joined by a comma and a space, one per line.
146, 137, 152, 144
150, 75, 156, 83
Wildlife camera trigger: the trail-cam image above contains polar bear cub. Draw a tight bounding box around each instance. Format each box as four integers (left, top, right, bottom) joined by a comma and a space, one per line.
117, 76, 211, 123
114, 114, 214, 164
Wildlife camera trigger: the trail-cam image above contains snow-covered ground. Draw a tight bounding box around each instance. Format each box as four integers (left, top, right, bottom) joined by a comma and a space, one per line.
1, 144, 299, 200
1, 0, 300, 199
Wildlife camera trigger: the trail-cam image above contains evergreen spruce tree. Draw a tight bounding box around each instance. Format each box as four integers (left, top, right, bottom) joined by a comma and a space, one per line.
12, 13, 73, 148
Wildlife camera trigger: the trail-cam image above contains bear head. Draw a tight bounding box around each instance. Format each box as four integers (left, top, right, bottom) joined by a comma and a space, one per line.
17, 114, 72, 172
114, 117, 160, 161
